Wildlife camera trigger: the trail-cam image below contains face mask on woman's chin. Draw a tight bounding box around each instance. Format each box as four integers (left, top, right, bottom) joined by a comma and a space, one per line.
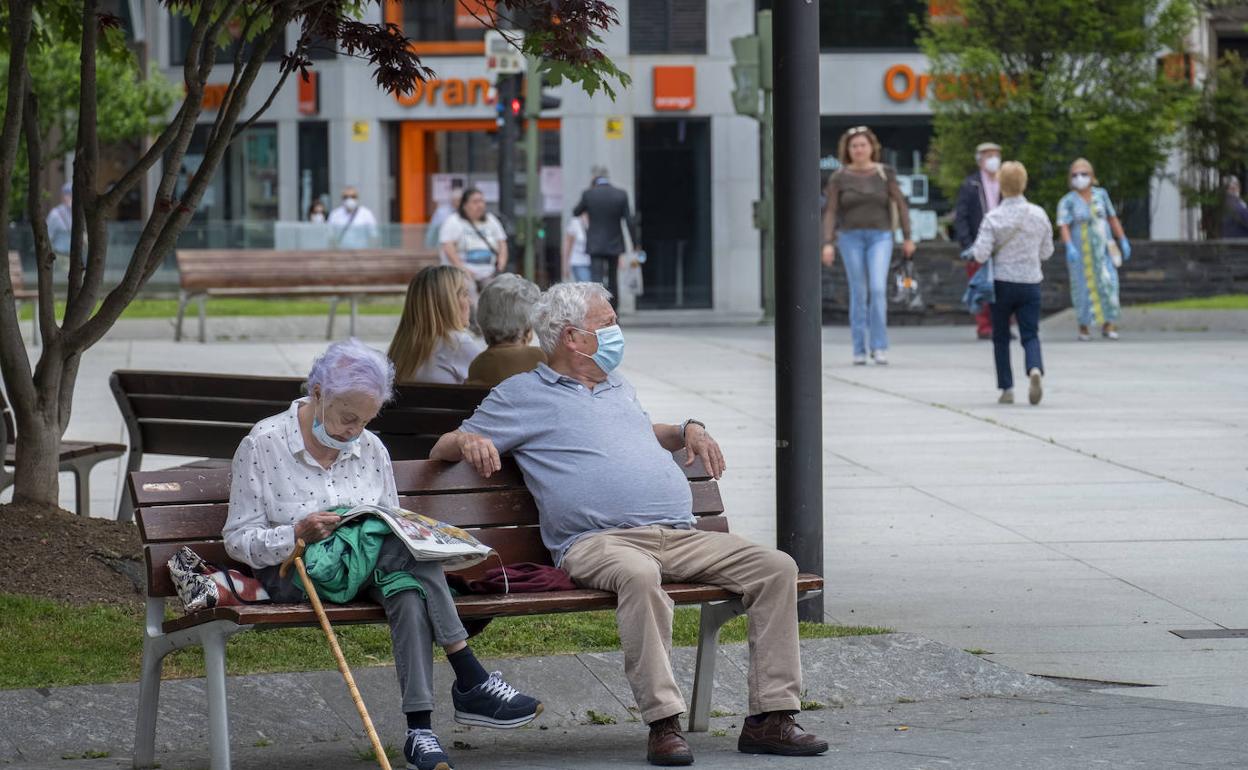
310, 212, 326, 223
1071, 174, 1092, 191
311, 396, 360, 452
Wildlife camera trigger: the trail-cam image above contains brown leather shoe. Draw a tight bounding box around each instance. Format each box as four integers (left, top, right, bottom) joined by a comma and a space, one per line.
738, 712, 829, 756
647, 716, 694, 766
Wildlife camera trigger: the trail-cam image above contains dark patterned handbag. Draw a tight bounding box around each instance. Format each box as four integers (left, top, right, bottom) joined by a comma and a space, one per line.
168, 546, 270, 612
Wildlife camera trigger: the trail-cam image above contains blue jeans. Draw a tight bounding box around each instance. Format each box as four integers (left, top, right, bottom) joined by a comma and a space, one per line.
990, 281, 1043, 391
571, 264, 592, 282
838, 229, 894, 355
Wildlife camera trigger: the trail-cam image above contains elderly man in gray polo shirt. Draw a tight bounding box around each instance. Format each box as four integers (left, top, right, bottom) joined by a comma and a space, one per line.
431, 282, 827, 766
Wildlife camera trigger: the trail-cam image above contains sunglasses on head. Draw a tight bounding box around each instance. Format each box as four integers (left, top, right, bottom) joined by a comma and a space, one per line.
847, 126, 871, 137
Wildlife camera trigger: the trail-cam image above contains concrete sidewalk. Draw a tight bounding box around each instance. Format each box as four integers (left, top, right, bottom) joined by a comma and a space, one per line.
5, 634, 1247, 769
5, 314, 1247, 763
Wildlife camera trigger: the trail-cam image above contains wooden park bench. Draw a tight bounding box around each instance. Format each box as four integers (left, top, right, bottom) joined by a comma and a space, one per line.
110, 370, 488, 521
130, 456, 824, 770
174, 249, 439, 342
1, 386, 125, 517
8, 251, 39, 344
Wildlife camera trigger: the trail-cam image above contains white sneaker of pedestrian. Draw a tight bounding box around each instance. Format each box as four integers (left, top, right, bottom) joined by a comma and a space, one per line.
1028, 368, 1043, 405
998, 389, 1014, 404
853, 354, 867, 366
872, 350, 889, 365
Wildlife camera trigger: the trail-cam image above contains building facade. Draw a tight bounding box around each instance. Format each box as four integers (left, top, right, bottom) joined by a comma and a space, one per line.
138, 1, 1245, 315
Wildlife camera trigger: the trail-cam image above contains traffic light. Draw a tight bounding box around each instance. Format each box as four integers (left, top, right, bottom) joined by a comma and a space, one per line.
731, 34, 761, 117
510, 96, 524, 116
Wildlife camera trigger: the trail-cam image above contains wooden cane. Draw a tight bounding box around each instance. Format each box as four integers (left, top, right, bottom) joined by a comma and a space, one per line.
282, 538, 393, 770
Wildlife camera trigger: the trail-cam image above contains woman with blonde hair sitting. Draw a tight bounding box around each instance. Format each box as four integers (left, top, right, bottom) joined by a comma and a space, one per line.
388, 265, 485, 384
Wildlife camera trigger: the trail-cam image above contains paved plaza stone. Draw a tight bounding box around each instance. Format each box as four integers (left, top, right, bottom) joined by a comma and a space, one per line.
4, 314, 1246, 767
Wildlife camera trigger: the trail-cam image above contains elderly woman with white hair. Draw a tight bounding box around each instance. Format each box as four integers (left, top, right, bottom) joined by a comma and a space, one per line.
467, 273, 547, 387
222, 339, 540, 770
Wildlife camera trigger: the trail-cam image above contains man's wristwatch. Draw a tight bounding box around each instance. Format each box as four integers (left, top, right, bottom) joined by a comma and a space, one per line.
681, 419, 706, 446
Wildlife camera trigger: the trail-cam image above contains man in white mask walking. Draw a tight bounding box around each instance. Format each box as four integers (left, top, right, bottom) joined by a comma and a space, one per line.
954, 142, 1004, 340
328, 185, 379, 249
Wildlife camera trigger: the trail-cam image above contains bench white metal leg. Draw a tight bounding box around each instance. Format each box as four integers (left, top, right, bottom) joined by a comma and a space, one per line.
203, 627, 231, 770
688, 598, 744, 732
349, 295, 359, 338
134, 598, 248, 770
197, 296, 207, 344
327, 297, 341, 339
174, 291, 190, 342
61, 450, 124, 518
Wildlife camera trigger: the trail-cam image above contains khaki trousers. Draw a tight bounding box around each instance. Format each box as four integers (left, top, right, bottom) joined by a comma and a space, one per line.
561, 526, 803, 724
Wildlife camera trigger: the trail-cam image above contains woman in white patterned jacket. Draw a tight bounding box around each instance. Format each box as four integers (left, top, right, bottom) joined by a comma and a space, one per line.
970, 161, 1055, 406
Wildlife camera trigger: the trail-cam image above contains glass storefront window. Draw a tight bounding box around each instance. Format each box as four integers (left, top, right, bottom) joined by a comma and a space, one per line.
821, 117, 947, 240
168, 12, 286, 65
630, 0, 707, 55
175, 123, 279, 224
402, 0, 492, 43
819, 0, 926, 51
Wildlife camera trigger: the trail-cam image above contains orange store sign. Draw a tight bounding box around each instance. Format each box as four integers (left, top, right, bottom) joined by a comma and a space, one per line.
394, 78, 495, 108
653, 66, 695, 111
884, 63, 1017, 104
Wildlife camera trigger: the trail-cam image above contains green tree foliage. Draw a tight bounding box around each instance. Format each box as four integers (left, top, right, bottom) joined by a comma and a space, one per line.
1, 28, 179, 214
0, 0, 626, 510
1181, 52, 1248, 238
919, 0, 1197, 216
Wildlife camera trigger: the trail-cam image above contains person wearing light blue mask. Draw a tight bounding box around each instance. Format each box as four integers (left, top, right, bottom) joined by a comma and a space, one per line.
223, 339, 543, 770
570, 322, 625, 374
432, 283, 829, 765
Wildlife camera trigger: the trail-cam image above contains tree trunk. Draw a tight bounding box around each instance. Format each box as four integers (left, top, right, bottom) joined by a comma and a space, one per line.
9, 388, 63, 508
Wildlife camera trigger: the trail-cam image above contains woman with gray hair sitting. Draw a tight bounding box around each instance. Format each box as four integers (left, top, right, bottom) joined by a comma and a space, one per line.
223, 338, 541, 770
467, 273, 547, 387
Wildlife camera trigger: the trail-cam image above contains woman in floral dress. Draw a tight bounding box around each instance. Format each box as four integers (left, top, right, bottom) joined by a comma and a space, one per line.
1057, 158, 1132, 340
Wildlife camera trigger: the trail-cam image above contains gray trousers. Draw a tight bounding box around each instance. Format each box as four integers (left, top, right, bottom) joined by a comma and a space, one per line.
257, 535, 469, 712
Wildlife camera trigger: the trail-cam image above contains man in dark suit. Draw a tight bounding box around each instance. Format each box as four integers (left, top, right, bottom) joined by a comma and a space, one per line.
573, 165, 638, 303
954, 142, 1002, 339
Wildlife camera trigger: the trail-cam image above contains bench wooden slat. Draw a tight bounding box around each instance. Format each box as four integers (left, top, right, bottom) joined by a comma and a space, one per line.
176, 249, 438, 293
114, 371, 307, 401
128, 395, 298, 422
131, 455, 715, 510
159, 574, 825, 634
143, 511, 731, 597
137, 484, 724, 544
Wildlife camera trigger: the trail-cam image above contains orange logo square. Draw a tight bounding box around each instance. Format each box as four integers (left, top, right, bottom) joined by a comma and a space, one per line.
653, 66, 696, 111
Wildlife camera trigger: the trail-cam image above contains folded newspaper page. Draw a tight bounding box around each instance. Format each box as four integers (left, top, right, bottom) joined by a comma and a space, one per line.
334, 504, 494, 571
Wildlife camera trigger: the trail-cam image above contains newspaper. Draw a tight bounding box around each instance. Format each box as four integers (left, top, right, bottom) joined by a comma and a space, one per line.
333, 504, 494, 571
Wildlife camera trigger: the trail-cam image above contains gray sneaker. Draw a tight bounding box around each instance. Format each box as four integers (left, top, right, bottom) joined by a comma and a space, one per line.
452, 671, 542, 729
1028, 369, 1043, 405
998, 389, 1014, 404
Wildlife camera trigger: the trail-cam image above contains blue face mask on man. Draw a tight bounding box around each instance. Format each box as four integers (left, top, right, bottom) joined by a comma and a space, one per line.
573, 324, 625, 374
311, 395, 361, 452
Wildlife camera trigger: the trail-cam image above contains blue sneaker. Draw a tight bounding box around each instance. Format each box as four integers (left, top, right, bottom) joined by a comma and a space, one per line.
404, 728, 452, 770
451, 671, 543, 728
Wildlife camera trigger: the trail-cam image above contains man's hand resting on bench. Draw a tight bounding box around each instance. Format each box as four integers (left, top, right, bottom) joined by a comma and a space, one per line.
431, 430, 502, 478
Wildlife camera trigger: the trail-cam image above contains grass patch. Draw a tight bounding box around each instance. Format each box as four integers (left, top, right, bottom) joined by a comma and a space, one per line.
15, 297, 405, 321
584, 709, 617, 725
356, 743, 399, 762
0, 594, 889, 689
1136, 294, 1248, 311
60, 750, 111, 760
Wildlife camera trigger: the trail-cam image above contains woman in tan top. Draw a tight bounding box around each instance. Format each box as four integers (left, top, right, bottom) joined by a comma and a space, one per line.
466, 273, 547, 387
821, 126, 914, 365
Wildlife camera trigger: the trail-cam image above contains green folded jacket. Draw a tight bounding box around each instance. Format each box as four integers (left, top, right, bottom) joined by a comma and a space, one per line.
294, 516, 424, 603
